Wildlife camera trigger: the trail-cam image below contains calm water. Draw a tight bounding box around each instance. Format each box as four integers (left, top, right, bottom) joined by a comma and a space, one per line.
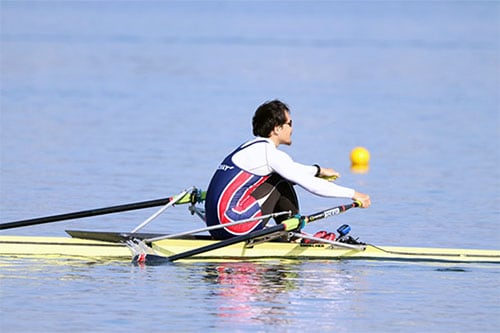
1, 1, 499, 332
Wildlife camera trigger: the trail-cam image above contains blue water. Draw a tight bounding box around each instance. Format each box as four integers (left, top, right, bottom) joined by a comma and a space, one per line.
1, 1, 499, 332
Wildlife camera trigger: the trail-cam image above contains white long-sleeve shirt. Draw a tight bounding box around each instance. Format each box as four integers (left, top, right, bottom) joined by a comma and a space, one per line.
231, 138, 355, 199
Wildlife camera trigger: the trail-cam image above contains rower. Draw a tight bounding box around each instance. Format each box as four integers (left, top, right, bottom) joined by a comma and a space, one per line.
204, 100, 371, 240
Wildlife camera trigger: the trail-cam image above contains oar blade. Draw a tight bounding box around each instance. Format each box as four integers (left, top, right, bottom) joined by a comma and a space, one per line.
132, 253, 172, 266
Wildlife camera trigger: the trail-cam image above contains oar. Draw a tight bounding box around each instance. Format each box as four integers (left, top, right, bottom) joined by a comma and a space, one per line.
144, 210, 291, 242
66, 211, 291, 243
133, 224, 290, 265
133, 201, 360, 265
0, 188, 206, 230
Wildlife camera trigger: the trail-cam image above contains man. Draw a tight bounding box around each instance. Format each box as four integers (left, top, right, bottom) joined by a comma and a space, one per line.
205, 100, 370, 240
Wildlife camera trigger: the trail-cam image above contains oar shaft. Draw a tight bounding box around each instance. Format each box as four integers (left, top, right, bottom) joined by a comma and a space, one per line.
306, 202, 360, 222
145, 210, 291, 242
0, 189, 206, 230
0, 198, 171, 230
166, 224, 287, 261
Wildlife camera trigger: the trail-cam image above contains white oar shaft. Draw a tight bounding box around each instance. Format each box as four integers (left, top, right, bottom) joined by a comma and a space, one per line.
130, 188, 192, 234
145, 210, 291, 243
290, 232, 364, 250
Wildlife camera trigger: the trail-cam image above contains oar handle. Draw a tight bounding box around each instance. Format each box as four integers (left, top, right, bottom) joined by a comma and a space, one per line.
319, 175, 338, 182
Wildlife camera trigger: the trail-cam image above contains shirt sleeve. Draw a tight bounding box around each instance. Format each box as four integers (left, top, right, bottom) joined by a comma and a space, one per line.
266, 145, 356, 199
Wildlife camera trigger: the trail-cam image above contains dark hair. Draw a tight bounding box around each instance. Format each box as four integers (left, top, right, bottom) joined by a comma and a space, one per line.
252, 100, 290, 137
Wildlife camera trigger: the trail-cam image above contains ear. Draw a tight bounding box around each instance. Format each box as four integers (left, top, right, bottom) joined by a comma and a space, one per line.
272, 126, 281, 136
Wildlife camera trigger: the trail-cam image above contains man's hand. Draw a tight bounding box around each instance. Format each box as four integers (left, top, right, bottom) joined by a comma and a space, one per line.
319, 167, 340, 179
353, 191, 371, 208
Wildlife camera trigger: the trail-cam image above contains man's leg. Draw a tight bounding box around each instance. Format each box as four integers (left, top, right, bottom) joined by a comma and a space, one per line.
252, 173, 299, 223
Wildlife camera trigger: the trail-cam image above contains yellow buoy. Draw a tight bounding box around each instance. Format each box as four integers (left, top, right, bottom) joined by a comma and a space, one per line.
350, 146, 370, 166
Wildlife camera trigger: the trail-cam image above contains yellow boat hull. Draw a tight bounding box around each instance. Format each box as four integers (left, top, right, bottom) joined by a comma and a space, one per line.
1, 235, 499, 263
151, 238, 500, 263
0, 235, 131, 259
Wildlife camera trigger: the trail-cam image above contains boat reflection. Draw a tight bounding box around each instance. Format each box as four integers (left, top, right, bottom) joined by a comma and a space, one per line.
203, 261, 296, 326
202, 260, 358, 328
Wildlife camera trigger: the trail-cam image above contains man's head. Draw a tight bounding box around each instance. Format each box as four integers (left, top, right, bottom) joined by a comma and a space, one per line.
252, 100, 293, 146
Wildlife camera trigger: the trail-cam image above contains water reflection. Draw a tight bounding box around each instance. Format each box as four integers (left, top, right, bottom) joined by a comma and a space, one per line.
202, 261, 293, 326
202, 261, 359, 329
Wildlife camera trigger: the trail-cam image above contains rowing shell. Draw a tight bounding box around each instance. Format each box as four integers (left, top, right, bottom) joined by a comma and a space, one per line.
1, 233, 499, 263
151, 237, 500, 263
0, 235, 132, 259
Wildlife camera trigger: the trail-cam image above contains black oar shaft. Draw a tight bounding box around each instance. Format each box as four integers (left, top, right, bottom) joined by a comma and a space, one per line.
0, 197, 171, 230
166, 224, 286, 262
